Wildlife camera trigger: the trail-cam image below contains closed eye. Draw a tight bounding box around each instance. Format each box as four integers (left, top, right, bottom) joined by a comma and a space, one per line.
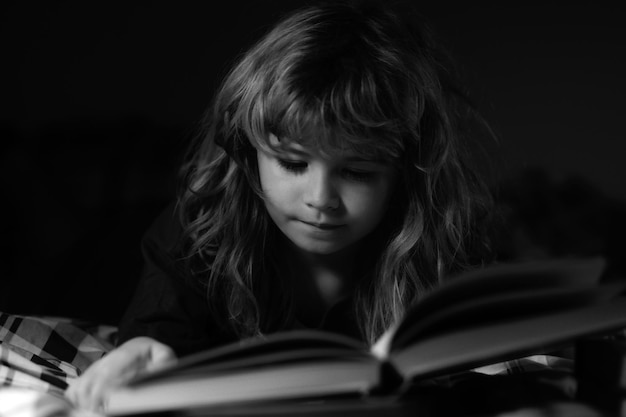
277, 159, 307, 174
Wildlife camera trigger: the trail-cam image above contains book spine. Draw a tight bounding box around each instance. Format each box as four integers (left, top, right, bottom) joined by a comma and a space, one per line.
368, 361, 404, 396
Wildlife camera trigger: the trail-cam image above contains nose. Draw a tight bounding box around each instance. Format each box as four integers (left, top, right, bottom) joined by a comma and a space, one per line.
304, 168, 340, 211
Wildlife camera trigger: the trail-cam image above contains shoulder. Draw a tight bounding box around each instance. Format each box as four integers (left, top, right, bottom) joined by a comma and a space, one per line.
142, 201, 183, 252
139, 200, 211, 295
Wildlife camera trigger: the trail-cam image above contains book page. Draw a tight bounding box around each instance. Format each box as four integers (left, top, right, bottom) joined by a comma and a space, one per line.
391, 297, 626, 381
373, 257, 607, 359
391, 282, 625, 352
128, 329, 369, 386
390, 257, 607, 350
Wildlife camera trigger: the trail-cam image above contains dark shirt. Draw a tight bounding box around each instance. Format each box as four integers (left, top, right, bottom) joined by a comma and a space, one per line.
117, 203, 363, 357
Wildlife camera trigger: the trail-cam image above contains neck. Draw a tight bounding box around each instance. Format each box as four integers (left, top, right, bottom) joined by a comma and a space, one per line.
285, 236, 359, 279
279, 238, 360, 326
297, 247, 356, 275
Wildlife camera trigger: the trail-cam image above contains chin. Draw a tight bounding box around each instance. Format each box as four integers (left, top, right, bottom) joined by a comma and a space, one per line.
308, 247, 345, 256
297, 244, 342, 255
291, 238, 353, 256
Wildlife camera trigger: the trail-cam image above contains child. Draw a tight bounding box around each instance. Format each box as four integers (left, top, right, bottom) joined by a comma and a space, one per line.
66, 0, 494, 410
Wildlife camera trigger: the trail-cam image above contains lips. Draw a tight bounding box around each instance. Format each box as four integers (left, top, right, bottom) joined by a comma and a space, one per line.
300, 220, 345, 230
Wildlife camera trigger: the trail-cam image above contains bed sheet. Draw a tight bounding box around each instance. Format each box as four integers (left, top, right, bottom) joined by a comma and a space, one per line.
0, 312, 116, 416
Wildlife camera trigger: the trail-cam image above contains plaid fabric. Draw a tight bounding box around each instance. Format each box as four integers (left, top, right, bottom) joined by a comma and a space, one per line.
0, 312, 116, 399
474, 354, 575, 376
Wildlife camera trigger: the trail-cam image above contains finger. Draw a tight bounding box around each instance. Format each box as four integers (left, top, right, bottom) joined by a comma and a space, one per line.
66, 338, 174, 411
152, 342, 176, 361
147, 343, 177, 371
67, 371, 98, 411
85, 373, 116, 413
67, 359, 115, 411
64, 379, 79, 404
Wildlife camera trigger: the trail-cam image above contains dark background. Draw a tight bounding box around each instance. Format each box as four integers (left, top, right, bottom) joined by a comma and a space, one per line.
1, 2, 625, 324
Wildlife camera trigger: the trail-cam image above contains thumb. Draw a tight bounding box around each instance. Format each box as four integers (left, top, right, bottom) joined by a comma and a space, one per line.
146, 343, 176, 372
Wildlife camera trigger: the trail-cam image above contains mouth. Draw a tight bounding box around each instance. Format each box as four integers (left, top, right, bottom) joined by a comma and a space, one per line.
300, 220, 345, 230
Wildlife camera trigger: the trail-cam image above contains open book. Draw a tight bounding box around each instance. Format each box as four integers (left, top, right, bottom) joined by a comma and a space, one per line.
106, 257, 626, 415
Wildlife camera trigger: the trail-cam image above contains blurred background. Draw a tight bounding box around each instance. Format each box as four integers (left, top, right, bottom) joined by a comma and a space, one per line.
1, 1, 625, 324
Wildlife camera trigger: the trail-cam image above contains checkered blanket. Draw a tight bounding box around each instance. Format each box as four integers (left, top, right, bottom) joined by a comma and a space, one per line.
0, 312, 116, 399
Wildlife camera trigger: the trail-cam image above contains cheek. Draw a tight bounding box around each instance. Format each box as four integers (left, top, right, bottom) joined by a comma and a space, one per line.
345, 181, 395, 225
258, 167, 296, 213
258, 157, 281, 200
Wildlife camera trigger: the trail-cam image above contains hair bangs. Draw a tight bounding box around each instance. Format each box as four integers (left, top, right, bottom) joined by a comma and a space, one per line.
245, 69, 407, 164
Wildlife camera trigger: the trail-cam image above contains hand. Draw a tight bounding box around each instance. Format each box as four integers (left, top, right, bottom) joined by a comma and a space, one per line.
65, 336, 176, 412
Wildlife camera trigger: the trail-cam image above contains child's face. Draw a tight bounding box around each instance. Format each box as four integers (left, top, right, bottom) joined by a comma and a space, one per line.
257, 134, 397, 256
